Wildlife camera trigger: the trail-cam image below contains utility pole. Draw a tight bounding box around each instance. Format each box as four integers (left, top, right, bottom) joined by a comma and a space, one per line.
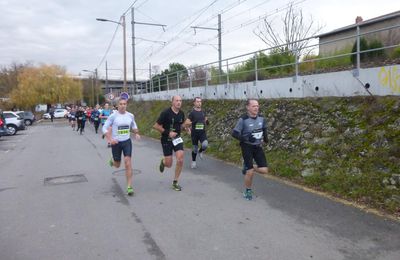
191, 14, 222, 82
131, 7, 166, 94
95, 68, 99, 105
105, 61, 109, 93
122, 15, 127, 91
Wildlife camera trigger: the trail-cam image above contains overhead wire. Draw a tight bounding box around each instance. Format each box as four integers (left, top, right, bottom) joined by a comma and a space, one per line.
156, 0, 307, 66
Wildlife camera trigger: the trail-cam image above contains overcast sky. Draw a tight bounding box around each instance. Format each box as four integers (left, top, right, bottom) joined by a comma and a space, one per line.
1, 0, 397, 80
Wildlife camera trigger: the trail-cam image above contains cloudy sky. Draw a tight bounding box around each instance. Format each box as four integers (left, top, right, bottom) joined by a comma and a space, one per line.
1, 0, 397, 80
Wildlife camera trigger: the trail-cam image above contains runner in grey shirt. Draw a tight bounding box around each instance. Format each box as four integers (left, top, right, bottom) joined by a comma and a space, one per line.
232, 99, 268, 200
102, 97, 140, 196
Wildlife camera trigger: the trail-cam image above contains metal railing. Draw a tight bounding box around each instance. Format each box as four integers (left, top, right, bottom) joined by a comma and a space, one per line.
134, 23, 400, 94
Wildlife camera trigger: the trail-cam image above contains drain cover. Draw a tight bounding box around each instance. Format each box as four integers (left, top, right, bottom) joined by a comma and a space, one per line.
44, 174, 88, 185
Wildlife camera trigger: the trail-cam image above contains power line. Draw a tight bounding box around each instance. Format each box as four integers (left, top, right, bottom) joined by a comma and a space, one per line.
96, 23, 121, 70
156, 0, 307, 67
136, 0, 220, 64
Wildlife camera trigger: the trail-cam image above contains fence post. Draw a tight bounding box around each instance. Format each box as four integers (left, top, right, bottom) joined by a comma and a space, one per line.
254, 53, 258, 84
177, 72, 180, 90
158, 76, 161, 92
167, 75, 169, 92
355, 25, 360, 77
294, 49, 299, 82
226, 60, 229, 85
189, 69, 192, 91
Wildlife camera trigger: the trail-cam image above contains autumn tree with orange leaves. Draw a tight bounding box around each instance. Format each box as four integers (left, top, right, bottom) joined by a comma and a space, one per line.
10, 64, 82, 109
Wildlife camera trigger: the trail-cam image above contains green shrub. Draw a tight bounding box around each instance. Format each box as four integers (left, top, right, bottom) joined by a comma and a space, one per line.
351, 37, 369, 65
368, 39, 385, 60
391, 46, 400, 59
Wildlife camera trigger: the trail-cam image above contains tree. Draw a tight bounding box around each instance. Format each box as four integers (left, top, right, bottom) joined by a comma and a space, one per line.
253, 3, 323, 57
0, 62, 31, 97
10, 64, 82, 109
153, 63, 188, 91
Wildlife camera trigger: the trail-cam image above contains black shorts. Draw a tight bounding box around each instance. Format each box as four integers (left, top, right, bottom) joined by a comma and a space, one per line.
161, 140, 184, 156
111, 139, 132, 162
240, 143, 267, 173
191, 131, 207, 145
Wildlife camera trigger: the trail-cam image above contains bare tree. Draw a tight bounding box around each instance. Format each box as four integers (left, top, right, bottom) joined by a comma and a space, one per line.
254, 3, 323, 57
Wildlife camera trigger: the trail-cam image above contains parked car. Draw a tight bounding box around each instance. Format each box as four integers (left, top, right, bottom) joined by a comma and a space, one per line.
3, 111, 26, 135
16, 111, 36, 126
42, 108, 68, 119
0, 112, 8, 137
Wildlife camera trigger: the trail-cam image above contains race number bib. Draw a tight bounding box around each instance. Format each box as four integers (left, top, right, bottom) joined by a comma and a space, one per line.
251, 129, 263, 139
94, 118, 99, 121
195, 123, 205, 130
117, 125, 130, 136
71, 115, 75, 119
78, 117, 82, 120
172, 137, 183, 146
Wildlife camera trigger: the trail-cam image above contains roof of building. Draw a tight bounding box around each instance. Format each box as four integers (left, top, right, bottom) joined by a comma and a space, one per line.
318, 10, 400, 38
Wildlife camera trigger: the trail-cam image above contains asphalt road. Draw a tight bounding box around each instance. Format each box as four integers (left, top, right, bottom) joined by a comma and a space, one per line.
1, 120, 399, 260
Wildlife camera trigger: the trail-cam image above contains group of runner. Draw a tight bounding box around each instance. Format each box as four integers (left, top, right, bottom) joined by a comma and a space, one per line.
100, 94, 268, 201
67, 103, 114, 135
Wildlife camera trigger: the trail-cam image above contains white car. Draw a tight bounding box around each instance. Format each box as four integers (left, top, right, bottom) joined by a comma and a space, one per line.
43, 109, 68, 119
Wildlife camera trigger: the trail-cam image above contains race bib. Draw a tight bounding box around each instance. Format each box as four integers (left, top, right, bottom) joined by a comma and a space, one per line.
71, 115, 75, 119
172, 137, 183, 146
252, 129, 263, 139
195, 123, 205, 130
94, 118, 99, 121
78, 117, 82, 120
117, 125, 130, 136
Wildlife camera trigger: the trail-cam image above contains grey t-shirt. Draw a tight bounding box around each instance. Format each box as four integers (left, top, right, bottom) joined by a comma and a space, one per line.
232, 114, 267, 145
102, 111, 138, 142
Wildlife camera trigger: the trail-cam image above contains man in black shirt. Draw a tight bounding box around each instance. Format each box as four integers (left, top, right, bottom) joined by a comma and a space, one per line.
185, 97, 208, 169
153, 95, 190, 191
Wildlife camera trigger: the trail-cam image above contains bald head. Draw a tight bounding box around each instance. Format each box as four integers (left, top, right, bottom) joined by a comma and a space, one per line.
171, 95, 182, 111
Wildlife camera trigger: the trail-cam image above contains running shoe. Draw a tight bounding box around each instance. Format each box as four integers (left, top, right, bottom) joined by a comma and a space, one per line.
108, 157, 114, 167
243, 189, 253, 200
126, 186, 134, 196
172, 182, 182, 191
198, 152, 204, 160
191, 161, 197, 169
159, 158, 165, 173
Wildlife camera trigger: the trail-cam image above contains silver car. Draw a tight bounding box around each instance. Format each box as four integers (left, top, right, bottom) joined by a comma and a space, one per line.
3, 111, 26, 135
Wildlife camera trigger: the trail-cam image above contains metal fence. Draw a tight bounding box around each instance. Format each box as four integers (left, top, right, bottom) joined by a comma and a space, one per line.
134, 23, 400, 94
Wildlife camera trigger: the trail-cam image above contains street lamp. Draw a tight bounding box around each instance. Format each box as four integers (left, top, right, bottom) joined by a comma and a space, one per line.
82, 69, 98, 106
96, 16, 127, 91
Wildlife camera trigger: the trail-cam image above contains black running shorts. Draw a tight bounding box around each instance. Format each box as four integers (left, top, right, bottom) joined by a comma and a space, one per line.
161, 140, 184, 156
191, 131, 207, 146
111, 139, 132, 162
240, 143, 267, 172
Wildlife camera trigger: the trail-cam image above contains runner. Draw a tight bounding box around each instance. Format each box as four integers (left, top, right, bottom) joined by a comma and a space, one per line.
69, 107, 77, 130
184, 97, 209, 169
231, 99, 269, 200
100, 103, 112, 146
153, 95, 190, 191
91, 105, 101, 134
102, 97, 140, 196
75, 106, 87, 135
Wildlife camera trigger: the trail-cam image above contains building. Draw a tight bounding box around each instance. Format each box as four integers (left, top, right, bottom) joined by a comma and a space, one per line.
318, 11, 400, 56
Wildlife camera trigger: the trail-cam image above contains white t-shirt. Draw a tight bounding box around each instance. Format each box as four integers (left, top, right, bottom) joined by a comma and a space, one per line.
102, 111, 138, 142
